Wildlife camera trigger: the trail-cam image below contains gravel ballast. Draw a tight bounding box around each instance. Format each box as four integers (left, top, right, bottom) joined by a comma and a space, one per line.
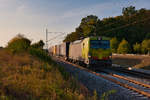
55, 58, 149, 100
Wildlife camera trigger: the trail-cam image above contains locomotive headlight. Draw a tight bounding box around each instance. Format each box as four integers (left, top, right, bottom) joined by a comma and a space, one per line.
88, 55, 91, 58
88, 54, 91, 58
128, 67, 132, 70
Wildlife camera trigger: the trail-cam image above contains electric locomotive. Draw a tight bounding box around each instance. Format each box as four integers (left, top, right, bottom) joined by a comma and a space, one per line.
49, 36, 112, 68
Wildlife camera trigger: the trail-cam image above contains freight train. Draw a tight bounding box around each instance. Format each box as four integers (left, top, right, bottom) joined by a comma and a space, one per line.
49, 36, 112, 69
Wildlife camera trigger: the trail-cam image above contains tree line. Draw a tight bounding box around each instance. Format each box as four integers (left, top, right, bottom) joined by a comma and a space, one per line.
63, 6, 150, 54
110, 37, 150, 54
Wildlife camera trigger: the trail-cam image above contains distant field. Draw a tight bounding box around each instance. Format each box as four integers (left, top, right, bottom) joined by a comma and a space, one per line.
112, 54, 150, 70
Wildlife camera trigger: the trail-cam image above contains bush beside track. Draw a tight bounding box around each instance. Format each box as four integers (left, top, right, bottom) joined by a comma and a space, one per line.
0, 35, 97, 100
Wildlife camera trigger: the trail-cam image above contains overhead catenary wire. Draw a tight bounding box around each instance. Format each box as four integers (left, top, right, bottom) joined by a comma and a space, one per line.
45, 29, 68, 49
47, 32, 66, 42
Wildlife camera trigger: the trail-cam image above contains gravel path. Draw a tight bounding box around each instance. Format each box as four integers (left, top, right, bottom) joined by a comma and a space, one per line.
55, 58, 149, 100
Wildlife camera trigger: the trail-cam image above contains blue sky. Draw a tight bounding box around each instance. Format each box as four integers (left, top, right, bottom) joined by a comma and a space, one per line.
0, 0, 150, 47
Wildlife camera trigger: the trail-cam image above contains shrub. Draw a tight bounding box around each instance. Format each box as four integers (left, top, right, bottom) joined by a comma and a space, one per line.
28, 47, 52, 63
117, 39, 131, 54
133, 43, 141, 54
31, 40, 45, 49
110, 37, 119, 53
141, 39, 150, 54
7, 34, 31, 53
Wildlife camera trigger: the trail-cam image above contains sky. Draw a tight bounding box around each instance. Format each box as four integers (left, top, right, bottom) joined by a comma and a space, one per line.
0, 0, 150, 47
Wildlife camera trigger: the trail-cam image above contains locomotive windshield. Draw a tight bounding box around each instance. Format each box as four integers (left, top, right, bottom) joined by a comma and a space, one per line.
90, 40, 110, 49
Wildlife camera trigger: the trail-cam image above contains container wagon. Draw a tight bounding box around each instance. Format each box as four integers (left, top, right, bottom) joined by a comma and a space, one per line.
68, 37, 112, 67
69, 40, 83, 63
59, 42, 70, 59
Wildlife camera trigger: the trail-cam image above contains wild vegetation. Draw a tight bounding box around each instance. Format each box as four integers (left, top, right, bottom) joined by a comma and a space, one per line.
7, 34, 31, 53
0, 35, 104, 100
64, 6, 150, 54
117, 39, 131, 54
111, 38, 150, 54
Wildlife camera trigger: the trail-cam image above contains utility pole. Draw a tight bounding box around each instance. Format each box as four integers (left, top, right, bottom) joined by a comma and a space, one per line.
46, 28, 48, 50
45, 29, 67, 50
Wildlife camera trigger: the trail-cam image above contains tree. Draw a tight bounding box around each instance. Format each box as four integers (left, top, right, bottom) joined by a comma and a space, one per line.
80, 15, 99, 37
110, 37, 119, 53
122, 6, 137, 17
31, 40, 45, 49
63, 7, 150, 54
141, 39, 150, 54
146, 33, 150, 39
133, 43, 141, 54
117, 39, 131, 54
64, 15, 99, 42
7, 34, 31, 53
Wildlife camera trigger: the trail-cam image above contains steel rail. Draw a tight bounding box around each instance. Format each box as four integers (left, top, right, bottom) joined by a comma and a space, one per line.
56, 57, 150, 98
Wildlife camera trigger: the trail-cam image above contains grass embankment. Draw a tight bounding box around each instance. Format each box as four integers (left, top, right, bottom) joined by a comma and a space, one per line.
0, 49, 92, 100
112, 54, 150, 70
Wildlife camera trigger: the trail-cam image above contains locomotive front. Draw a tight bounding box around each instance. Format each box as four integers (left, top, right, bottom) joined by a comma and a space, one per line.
82, 37, 112, 68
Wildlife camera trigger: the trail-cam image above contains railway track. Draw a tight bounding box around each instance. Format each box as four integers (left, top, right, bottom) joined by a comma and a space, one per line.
96, 73, 150, 98
109, 66, 150, 79
112, 74, 150, 88
99, 72, 150, 96
56, 57, 150, 98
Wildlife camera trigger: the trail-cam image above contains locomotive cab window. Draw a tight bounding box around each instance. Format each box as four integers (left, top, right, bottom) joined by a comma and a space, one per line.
90, 40, 110, 49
